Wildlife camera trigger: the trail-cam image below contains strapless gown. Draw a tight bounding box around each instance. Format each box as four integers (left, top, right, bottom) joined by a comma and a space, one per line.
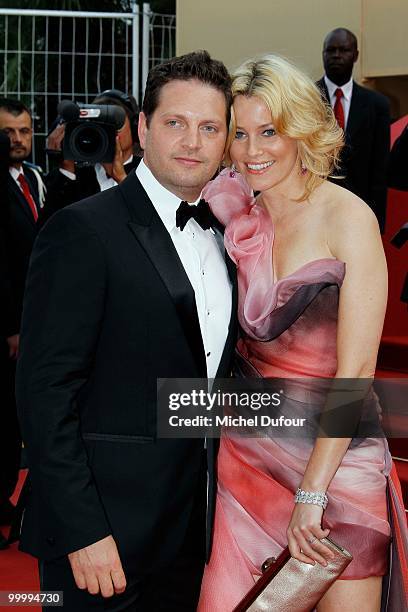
198, 170, 408, 611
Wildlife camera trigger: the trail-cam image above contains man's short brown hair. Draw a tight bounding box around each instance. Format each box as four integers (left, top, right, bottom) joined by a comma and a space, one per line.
142, 50, 232, 126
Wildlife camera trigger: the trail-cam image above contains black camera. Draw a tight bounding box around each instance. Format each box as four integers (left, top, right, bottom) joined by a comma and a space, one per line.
57, 100, 126, 164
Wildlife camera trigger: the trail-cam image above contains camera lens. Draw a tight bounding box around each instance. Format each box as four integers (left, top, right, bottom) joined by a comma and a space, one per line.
77, 127, 101, 155
70, 124, 109, 161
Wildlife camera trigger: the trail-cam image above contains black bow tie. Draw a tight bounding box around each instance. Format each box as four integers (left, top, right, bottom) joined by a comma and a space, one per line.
176, 199, 214, 231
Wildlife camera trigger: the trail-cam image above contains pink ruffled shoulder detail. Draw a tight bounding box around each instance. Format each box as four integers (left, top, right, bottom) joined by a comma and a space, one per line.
202, 168, 255, 227
203, 169, 346, 342
203, 169, 271, 267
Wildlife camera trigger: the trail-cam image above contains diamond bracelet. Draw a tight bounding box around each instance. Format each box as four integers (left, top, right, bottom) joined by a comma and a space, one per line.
294, 487, 328, 510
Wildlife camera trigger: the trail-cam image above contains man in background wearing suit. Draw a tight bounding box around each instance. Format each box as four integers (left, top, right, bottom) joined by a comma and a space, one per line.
16, 51, 236, 611
317, 28, 390, 232
0, 130, 13, 550
0, 99, 47, 542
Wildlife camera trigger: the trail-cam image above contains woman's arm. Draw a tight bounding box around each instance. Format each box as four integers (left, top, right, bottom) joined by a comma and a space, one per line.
287, 191, 388, 565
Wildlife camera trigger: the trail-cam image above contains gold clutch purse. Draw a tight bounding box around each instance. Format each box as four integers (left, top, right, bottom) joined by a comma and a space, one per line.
233, 537, 353, 612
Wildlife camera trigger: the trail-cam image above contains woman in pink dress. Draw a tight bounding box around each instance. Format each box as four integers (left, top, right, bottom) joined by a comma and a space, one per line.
198, 55, 408, 611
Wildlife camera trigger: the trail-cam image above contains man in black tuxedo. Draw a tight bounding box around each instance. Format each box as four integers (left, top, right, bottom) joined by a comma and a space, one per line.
0, 99, 47, 538
317, 28, 390, 232
16, 51, 236, 611
44, 89, 141, 217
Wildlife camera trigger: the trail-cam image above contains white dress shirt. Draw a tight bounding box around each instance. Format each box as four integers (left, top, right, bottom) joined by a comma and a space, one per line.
60, 155, 134, 191
324, 75, 353, 129
10, 165, 45, 209
9, 165, 25, 186
136, 159, 232, 379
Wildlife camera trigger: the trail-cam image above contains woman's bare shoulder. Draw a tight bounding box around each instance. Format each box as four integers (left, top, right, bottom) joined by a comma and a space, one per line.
311, 181, 385, 268
316, 180, 379, 230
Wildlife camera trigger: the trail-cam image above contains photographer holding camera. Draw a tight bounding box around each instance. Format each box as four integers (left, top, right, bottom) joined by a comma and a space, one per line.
45, 89, 141, 214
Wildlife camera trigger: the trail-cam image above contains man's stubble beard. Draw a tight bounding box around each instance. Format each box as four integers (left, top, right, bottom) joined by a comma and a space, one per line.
162, 163, 213, 193
172, 162, 215, 190
9, 149, 30, 164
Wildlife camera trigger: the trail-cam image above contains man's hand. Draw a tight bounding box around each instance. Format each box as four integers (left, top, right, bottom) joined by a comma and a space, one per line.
6, 334, 19, 359
68, 535, 127, 598
102, 136, 127, 184
46, 124, 75, 175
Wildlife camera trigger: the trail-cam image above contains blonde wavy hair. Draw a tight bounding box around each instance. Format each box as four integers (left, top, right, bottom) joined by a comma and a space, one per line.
226, 54, 344, 201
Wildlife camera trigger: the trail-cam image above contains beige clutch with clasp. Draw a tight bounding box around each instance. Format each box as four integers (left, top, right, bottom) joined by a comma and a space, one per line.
233, 537, 353, 612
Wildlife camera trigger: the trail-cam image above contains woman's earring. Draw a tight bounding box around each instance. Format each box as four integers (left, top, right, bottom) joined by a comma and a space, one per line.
300, 162, 307, 176
230, 163, 236, 178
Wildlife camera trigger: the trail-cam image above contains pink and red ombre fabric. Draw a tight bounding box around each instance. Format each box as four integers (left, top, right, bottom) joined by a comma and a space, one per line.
198, 170, 408, 611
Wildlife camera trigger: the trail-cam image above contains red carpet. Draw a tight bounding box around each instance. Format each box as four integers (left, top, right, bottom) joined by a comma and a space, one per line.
0, 117, 406, 606
382, 115, 408, 338
378, 116, 408, 511
0, 470, 40, 612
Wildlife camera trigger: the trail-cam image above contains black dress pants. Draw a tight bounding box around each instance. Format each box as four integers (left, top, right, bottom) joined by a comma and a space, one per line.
40, 454, 207, 611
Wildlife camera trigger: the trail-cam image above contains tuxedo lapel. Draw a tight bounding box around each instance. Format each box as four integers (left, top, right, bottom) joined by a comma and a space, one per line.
215, 253, 237, 379
120, 172, 207, 377
212, 221, 238, 379
317, 78, 366, 143
317, 77, 353, 173
23, 168, 40, 209
8, 175, 37, 227
317, 78, 330, 105
346, 83, 368, 142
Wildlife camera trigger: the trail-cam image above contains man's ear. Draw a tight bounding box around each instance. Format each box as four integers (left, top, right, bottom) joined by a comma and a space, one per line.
353, 48, 359, 64
138, 111, 147, 150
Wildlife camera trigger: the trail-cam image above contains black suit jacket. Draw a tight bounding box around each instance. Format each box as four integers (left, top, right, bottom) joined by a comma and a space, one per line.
317, 78, 390, 232
1, 166, 43, 338
44, 156, 141, 222
16, 171, 237, 575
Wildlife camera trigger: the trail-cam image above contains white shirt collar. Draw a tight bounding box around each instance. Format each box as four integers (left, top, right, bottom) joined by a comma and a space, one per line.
93, 154, 134, 191
94, 155, 133, 173
324, 75, 353, 102
136, 158, 202, 232
123, 154, 134, 166
9, 166, 24, 181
